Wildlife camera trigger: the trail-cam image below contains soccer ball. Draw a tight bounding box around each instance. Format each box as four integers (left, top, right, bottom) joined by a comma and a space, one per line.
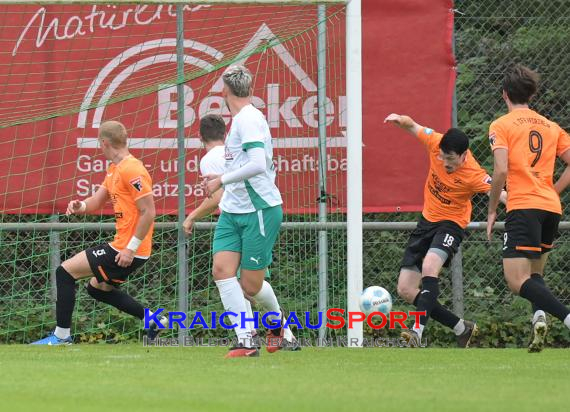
359, 286, 392, 316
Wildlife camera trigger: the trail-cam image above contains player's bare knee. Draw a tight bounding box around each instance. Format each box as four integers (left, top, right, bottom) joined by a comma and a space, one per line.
505, 277, 523, 295
212, 264, 234, 281
241, 283, 259, 297
421, 261, 440, 278
506, 281, 521, 295
504, 272, 527, 295
396, 282, 415, 304
240, 276, 263, 296
398, 288, 415, 304
88, 277, 113, 291
396, 283, 405, 299
56, 265, 76, 285
421, 254, 444, 277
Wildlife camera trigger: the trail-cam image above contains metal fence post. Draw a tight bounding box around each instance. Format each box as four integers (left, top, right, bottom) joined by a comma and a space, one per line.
449, 12, 464, 318
450, 246, 464, 318
317, 3, 328, 346
176, 4, 188, 344
49, 214, 60, 304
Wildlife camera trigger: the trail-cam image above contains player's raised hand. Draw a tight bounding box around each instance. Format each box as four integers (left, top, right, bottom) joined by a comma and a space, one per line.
183, 216, 195, 236
384, 113, 414, 129
384, 113, 403, 125
66, 199, 85, 216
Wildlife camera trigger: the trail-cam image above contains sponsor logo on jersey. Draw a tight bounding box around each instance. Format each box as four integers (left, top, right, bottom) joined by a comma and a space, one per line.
224, 146, 234, 161
130, 176, 142, 191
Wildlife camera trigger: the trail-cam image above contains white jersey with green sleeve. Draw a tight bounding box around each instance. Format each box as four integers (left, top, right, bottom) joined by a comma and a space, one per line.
220, 104, 282, 213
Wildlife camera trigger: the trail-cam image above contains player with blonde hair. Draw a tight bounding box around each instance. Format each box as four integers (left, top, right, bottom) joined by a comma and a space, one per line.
33, 121, 160, 344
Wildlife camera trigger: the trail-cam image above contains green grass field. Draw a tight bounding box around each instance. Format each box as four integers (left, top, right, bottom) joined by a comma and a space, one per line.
1, 345, 569, 412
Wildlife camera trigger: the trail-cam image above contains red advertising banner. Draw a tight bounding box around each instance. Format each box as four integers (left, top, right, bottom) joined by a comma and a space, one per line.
363, 0, 455, 212
0, 1, 454, 215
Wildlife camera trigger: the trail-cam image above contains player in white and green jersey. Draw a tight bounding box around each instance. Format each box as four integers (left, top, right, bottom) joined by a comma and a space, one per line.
203, 65, 296, 358
183, 113, 258, 342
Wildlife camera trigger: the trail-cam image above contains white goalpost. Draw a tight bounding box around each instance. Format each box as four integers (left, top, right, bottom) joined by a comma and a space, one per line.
345, 0, 363, 347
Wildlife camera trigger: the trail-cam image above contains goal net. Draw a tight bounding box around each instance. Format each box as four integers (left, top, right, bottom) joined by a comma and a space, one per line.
0, 1, 348, 343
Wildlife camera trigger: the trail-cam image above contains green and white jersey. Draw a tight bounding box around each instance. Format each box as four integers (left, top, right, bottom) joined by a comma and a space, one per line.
220, 104, 282, 213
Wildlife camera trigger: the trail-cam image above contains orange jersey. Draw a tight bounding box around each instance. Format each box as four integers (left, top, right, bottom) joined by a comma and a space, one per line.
489, 108, 570, 214
102, 155, 154, 257
418, 127, 492, 228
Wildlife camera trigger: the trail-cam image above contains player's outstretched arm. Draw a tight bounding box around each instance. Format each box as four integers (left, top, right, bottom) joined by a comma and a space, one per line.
383, 113, 423, 136
554, 150, 570, 194
115, 194, 156, 267
65, 185, 108, 215
183, 189, 223, 235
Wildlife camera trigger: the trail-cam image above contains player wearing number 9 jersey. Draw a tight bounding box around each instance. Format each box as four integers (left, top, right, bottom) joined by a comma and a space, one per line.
487, 64, 570, 352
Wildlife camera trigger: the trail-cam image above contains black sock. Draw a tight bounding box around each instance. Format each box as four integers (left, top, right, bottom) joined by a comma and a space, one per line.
413, 291, 459, 329
56, 266, 76, 328
86, 283, 145, 320
413, 292, 419, 306
530, 273, 546, 313
519, 277, 570, 322
416, 276, 440, 327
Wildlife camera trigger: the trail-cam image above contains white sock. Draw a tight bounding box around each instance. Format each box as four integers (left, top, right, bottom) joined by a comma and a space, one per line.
253, 281, 282, 325
243, 297, 256, 335
146, 311, 168, 330
283, 327, 295, 343
453, 319, 466, 336
564, 314, 570, 330
215, 277, 252, 345
532, 310, 546, 324
54, 327, 70, 339
412, 324, 425, 339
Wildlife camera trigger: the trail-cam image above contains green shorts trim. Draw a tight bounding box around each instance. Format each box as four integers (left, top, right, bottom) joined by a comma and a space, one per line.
213, 205, 283, 270
237, 267, 270, 279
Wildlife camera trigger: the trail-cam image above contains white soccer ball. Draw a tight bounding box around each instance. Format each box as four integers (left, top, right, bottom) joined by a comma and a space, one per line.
359, 286, 392, 316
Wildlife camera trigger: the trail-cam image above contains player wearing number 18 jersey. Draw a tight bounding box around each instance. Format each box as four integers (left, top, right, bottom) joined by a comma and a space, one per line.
487, 64, 570, 352
384, 113, 505, 348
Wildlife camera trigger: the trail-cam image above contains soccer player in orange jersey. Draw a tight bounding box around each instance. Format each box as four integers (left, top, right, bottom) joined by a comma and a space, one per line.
385, 113, 506, 347
32, 121, 158, 345
487, 65, 570, 352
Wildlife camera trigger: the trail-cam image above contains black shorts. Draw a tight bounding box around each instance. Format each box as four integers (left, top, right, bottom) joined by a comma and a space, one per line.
401, 216, 464, 270
85, 243, 148, 286
503, 209, 560, 259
